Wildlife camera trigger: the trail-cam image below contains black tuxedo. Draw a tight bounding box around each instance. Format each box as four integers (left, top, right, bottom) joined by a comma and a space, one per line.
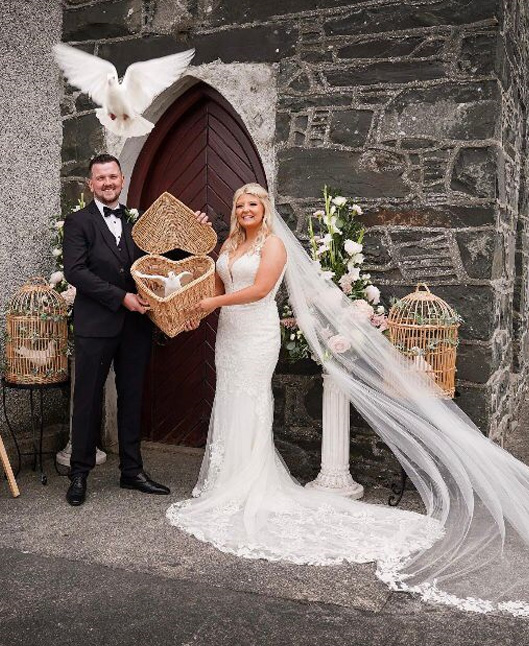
63, 200, 152, 477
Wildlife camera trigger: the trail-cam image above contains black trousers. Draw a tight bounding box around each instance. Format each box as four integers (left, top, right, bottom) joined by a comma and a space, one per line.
70, 313, 152, 478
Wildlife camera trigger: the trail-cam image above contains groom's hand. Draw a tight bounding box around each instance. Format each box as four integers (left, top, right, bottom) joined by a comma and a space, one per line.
123, 292, 149, 314
194, 210, 212, 226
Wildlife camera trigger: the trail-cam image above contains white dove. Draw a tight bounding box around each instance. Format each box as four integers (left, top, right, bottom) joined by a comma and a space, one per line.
136, 270, 194, 297
53, 43, 195, 138
15, 341, 57, 368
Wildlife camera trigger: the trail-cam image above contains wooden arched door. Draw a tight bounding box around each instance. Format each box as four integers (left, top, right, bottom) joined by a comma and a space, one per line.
128, 82, 267, 446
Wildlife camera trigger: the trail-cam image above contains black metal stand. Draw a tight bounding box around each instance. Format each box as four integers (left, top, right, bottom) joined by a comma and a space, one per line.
387, 389, 460, 505
1, 378, 69, 485
388, 466, 408, 506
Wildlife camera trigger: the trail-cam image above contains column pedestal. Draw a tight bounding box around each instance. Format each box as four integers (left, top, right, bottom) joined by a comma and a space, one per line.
305, 372, 364, 499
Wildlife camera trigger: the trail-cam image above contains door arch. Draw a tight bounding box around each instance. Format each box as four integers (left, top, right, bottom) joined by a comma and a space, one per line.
129, 82, 268, 446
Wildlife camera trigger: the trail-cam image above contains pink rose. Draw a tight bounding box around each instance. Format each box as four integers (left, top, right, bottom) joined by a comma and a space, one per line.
338, 274, 353, 295
370, 313, 388, 332
327, 334, 352, 354
60, 284, 76, 306
351, 299, 374, 319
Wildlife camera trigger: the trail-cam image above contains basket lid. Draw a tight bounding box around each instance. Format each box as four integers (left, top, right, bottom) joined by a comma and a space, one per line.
132, 192, 217, 255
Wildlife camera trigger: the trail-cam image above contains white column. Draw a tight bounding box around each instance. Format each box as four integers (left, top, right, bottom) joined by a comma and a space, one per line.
305, 372, 364, 499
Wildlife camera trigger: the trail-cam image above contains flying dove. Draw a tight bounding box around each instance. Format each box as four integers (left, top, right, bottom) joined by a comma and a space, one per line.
15, 341, 57, 368
53, 43, 195, 138
135, 270, 194, 297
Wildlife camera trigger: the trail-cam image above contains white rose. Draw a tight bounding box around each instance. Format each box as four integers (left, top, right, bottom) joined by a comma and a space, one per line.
352, 253, 364, 265
364, 285, 381, 305
344, 240, 363, 256
351, 204, 363, 216
332, 196, 347, 207
52, 248, 62, 257
55, 220, 64, 229
327, 334, 352, 354
348, 267, 360, 282
49, 271, 64, 286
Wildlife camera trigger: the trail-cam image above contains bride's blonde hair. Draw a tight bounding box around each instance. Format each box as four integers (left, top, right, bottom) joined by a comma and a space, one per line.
224, 183, 273, 253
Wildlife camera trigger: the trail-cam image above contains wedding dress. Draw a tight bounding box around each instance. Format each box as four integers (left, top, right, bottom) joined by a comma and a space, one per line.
168, 215, 529, 617
167, 249, 442, 574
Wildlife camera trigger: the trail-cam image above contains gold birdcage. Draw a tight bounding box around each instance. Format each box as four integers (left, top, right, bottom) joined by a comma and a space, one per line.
131, 192, 218, 338
387, 284, 461, 398
4, 277, 69, 385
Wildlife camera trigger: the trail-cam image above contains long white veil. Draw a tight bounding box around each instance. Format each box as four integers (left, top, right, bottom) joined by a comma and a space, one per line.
274, 210, 529, 616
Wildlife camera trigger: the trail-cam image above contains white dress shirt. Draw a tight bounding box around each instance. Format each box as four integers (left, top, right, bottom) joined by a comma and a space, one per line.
94, 198, 123, 246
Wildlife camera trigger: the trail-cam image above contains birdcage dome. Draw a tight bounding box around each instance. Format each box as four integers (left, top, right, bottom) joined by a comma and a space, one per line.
4, 277, 69, 385
387, 284, 461, 398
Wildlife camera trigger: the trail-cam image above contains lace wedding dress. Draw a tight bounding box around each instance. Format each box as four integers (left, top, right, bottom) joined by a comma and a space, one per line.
166, 247, 443, 567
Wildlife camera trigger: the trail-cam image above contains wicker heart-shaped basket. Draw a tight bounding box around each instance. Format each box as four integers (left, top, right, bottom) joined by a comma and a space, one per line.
131, 192, 217, 338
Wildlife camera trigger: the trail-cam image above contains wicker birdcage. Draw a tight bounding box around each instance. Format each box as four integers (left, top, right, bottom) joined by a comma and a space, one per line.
4, 277, 69, 385
387, 284, 461, 398
131, 192, 218, 338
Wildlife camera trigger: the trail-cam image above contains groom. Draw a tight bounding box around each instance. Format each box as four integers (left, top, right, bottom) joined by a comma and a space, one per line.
63, 153, 207, 506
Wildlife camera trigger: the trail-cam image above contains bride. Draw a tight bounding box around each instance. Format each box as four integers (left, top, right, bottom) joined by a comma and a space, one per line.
167, 183, 529, 617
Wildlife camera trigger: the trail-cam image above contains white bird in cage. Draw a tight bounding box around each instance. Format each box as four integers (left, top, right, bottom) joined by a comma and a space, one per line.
135, 270, 194, 297
15, 340, 57, 368
53, 43, 195, 138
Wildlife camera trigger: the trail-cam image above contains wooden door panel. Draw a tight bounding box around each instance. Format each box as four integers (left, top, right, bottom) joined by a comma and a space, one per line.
129, 82, 267, 446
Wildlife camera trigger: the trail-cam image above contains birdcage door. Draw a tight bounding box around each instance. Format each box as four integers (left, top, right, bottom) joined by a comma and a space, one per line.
128, 82, 267, 446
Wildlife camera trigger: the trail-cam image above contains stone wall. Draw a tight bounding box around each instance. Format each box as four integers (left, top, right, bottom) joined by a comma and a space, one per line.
59, 0, 529, 484
0, 0, 67, 447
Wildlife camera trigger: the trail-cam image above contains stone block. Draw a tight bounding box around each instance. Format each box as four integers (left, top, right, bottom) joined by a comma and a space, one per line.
279, 95, 352, 110
455, 230, 496, 279
63, 0, 143, 41
380, 82, 500, 142
337, 36, 424, 59
277, 149, 409, 199
193, 24, 297, 65
451, 146, 497, 198
275, 112, 291, 143
61, 178, 88, 212
326, 60, 446, 87
455, 384, 492, 432
361, 230, 392, 266
98, 36, 190, 76
457, 33, 498, 77
456, 342, 497, 384
201, 0, 358, 25
324, 1, 500, 37
361, 205, 497, 228
329, 109, 373, 146
62, 114, 104, 163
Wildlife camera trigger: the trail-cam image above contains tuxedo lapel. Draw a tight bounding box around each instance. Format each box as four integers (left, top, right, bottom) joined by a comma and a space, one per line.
121, 209, 137, 261
88, 200, 123, 263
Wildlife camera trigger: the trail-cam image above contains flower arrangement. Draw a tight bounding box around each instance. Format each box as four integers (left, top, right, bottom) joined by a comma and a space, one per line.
49, 195, 84, 331
280, 187, 388, 361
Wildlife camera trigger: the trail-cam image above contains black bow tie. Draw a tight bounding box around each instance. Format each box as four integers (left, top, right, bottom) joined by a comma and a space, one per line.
103, 206, 123, 219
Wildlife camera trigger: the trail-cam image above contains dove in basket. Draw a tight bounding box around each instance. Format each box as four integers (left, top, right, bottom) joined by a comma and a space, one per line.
134, 270, 194, 297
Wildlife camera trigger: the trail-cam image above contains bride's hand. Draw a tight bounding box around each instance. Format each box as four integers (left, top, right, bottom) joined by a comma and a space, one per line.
196, 297, 216, 314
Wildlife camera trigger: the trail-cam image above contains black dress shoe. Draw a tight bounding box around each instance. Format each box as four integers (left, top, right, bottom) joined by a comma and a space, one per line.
66, 475, 87, 506
120, 471, 170, 495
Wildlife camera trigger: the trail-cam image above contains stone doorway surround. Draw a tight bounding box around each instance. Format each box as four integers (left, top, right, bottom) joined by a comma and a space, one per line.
102, 62, 278, 449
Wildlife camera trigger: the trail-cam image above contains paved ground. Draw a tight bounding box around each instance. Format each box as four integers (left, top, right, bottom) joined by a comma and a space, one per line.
1, 426, 529, 645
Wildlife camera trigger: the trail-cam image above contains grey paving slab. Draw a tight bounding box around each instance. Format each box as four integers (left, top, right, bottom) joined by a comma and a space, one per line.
0, 546, 526, 646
